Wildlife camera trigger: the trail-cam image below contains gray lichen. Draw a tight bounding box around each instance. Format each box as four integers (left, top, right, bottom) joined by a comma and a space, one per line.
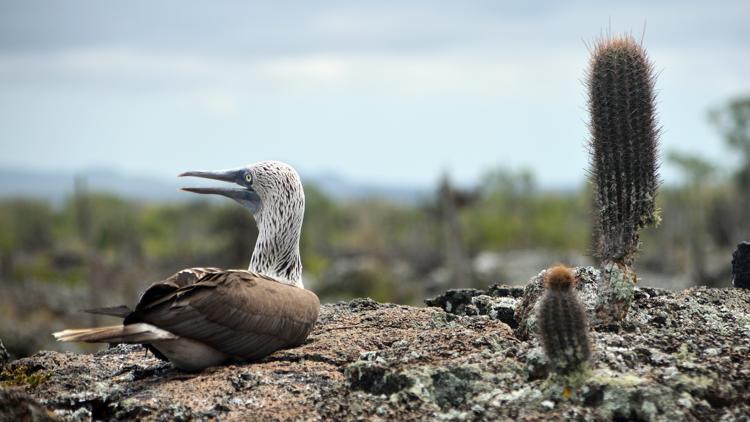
595, 261, 637, 324
2, 289, 748, 421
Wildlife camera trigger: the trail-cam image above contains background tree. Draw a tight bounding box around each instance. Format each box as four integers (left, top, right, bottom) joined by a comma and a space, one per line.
667, 151, 718, 285
710, 96, 750, 241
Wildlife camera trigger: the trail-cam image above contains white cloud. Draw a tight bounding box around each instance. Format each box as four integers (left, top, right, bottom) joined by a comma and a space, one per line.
0, 46, 588, 101
187, 90, 240, 116
2, 39, 747, 128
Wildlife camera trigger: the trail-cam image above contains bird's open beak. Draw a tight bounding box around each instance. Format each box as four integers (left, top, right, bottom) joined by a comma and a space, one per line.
179, 168, 261, 214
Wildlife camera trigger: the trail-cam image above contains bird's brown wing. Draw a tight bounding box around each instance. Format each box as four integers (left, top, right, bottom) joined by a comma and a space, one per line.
126, 269, 319, 361
131, 267, 223, 310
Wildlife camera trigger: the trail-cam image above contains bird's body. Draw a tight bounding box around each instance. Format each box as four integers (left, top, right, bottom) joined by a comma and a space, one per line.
55, 268, 319, 371
54, 161, 319, 371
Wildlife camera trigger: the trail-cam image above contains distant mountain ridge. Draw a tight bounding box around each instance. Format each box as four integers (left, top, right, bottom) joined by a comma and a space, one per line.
0, 167, 428, 204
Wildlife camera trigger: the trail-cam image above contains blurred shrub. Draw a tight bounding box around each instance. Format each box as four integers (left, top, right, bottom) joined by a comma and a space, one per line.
462, 168, 588, 252
0, 200, 54, 254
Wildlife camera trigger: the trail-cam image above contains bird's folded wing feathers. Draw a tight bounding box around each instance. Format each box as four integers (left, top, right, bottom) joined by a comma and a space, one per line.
84, 305, 133, 318
128, 270, 319, 360
132, 267, 224, 310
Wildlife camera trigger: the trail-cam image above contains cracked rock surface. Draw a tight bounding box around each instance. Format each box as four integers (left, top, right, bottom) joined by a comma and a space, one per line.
2, 281, 750, 421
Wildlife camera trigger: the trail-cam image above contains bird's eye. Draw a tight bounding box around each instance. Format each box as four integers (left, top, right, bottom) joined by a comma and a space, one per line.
245, 173, 253, 184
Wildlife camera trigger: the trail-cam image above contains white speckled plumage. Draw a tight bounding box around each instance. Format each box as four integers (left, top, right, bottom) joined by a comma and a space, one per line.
245, 161, 306, 287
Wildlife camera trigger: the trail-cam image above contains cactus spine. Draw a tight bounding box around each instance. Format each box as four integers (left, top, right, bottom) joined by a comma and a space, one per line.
537, 266, 591, 375
587, 35, 660, 322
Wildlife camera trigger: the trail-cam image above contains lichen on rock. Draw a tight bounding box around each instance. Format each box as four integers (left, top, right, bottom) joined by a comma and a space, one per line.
1, 364, 51, 390
594, 261, 638, 324
0, 286, 748, 421
425, 284, 524, 329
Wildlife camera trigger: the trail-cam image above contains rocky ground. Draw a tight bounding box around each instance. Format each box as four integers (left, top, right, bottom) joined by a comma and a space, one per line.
1, 267, 749, 421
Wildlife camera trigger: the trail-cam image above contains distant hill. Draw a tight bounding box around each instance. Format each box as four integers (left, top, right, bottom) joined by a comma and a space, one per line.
0, 167, 428, 204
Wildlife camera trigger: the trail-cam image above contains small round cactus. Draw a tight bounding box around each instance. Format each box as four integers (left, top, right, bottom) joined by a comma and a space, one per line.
537, 266, 591, 375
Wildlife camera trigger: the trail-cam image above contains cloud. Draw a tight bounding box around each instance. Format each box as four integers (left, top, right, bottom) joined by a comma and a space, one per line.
0, 0, 746, 105
188, 90, 240, 116
0, 0, 747, 187
1, 36, 747, 122
0, 46, 587, 100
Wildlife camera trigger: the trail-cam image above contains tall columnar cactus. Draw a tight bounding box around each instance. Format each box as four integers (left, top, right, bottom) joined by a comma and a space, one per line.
537, 266, 591, 375
587, 35, 660, 323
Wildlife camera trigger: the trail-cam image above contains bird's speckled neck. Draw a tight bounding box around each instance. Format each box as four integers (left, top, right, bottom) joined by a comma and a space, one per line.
247, 161, 305, 288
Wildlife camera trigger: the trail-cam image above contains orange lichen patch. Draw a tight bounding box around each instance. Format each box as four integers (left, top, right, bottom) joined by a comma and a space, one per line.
543, 265, 576, 290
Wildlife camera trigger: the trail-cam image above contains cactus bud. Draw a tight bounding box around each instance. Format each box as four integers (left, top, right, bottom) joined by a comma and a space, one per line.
537, 266, 591, 375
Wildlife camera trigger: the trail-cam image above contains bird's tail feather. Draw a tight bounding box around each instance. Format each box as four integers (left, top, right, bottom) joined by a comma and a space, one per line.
53, 323, 178, 344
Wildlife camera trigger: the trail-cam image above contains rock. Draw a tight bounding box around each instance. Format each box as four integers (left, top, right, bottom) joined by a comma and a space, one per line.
1, 287, 749, 421
487, 284, 526, 298
732, 241, 750, 289
425, 284, 523, 328
524, 347, 549, 380
345, 352, 414, 395
424, 288, 485, 314
471, 295, 518, 328
0, 388, 57, 421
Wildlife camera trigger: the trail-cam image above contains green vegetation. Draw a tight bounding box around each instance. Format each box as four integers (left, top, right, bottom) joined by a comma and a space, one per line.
463, 168, 589, 252
0, 167, 588, 309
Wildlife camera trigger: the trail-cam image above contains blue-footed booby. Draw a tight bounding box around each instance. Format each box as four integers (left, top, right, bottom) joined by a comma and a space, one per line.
53, 160, 319, 371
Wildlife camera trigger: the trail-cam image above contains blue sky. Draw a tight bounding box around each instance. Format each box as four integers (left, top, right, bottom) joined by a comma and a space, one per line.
0, 0, 748, 190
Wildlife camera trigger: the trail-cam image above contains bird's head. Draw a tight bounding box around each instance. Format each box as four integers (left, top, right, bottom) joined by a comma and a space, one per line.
179, 160, 305, 222
180, 160, 307, 285
180, 161, 305, 287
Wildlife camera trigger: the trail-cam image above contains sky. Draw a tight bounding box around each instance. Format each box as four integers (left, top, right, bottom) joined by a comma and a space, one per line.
0, 0, 748, 190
